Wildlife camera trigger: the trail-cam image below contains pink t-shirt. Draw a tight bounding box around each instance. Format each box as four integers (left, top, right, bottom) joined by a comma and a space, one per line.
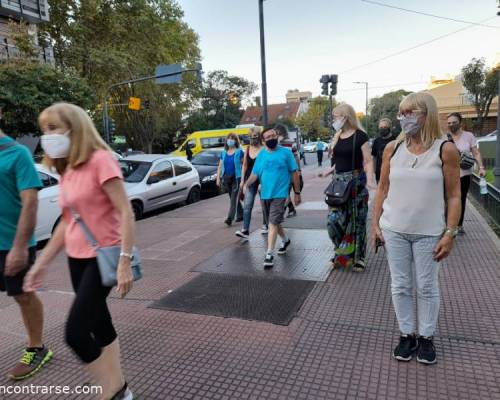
59, 150, 123, 258
453, 131, 477, 177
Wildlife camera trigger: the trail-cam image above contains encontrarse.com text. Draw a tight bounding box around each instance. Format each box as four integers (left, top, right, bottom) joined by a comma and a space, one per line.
0, 385, 102, 396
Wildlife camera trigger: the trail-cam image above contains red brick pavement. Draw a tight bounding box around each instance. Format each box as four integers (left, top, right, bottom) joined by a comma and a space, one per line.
0, 165, 500, 399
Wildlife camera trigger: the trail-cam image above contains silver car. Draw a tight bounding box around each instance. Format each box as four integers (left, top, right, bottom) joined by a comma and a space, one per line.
120, 154, 201, 219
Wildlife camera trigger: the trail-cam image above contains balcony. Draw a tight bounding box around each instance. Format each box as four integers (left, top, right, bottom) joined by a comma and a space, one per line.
0, 0, 49, 23
0, 38, 54, 63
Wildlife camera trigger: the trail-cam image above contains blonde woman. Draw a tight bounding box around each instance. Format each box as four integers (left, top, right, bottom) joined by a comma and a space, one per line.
319, 103, 375, 272
24, 103, 135, 399
235, 127, 265, 239
371, 92, 460, 364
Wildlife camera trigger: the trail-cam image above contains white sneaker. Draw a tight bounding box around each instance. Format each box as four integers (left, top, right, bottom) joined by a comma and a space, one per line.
261, 225, 269, 234
235, 230, 249, 240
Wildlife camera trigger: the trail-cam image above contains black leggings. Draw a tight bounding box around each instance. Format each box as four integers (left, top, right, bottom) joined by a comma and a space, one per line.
65, 257, 117, 363
459, 175, 471, 227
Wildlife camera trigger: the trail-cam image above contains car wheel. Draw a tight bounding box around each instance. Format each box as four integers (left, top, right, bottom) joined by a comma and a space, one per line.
186, 186, 201, 205
131, 201, 143, 220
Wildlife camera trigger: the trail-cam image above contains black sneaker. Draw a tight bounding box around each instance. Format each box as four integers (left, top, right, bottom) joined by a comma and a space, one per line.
263, 253, 274, 268
417, 336, 437, 365
277, 239, 291, 255
235, 230, 249, 239
224, 219, 232, 227
287, 210, 297, 218
352, 260, 366, 273
392, 334, 417, 362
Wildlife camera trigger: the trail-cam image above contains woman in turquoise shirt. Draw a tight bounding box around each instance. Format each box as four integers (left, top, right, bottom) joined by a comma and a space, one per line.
216, 133, 244, 226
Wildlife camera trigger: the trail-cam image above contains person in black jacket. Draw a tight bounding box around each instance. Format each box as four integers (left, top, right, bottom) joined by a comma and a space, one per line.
371, 118, 396, 183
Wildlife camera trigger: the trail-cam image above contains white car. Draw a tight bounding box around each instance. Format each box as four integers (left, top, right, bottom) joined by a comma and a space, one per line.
121, 154, 201, 219
303, 141, 329, 153
35, 164, 61, 242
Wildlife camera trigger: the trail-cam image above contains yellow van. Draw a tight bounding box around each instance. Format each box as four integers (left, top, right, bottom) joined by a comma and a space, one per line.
171, 127, 261, 157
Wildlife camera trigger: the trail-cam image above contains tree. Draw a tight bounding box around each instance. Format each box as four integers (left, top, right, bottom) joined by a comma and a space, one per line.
0, 63, 95, 136
184, 70, 258, 132
461, 58, 499, 135
295, 96, 333, 141
39, 0, 201, 149
366, 89, 412, 137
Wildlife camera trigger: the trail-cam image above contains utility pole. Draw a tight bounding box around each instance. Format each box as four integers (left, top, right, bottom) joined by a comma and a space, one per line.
353, 81, 369, 124
258, 0, 269, 126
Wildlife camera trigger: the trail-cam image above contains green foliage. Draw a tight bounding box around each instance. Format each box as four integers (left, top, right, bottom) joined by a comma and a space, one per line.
295, 96, 333, 141
365, 89, 412, 137
0, 63, 95, 136
461, 58, 499, 134
39, 0, 201, 150
184, 70, 258, 132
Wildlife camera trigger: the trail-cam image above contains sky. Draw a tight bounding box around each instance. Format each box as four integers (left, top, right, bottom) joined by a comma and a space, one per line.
176, 0, 500, 113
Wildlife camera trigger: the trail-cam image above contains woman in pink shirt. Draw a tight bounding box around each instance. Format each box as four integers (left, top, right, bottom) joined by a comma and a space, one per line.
447, 112, 485, 234
24, 103, 135, 400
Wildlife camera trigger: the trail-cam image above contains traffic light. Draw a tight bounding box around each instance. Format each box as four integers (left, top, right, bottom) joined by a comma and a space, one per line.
320, 75, 329, 96
108, 118, 116, 142
128, 97, 141, 110
329, 74, 338, 96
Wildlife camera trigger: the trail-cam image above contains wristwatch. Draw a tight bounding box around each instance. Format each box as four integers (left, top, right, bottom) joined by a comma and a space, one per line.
444, 228, 458, 238
119, 252, 134, 260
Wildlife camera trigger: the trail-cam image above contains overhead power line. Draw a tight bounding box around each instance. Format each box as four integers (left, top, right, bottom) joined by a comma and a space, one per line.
341, 16, 497, 74
361, 0, 500, 29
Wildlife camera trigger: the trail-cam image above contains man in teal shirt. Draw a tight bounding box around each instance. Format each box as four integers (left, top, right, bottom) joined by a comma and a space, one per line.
244, 126, 301, 267
0, 116, 52, 380
316, 138, 325, 167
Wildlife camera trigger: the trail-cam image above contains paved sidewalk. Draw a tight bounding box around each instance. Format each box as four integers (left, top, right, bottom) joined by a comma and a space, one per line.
1, 166, 500, 399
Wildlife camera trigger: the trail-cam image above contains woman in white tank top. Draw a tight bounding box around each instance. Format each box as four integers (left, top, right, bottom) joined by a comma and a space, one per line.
371, 92, 461, 365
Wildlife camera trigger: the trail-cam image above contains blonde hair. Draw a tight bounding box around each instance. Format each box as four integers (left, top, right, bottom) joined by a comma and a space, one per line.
379, 117, 392, 127
330, 103, 364, 150
40, 103, 111, 174
397, 92, 443, 149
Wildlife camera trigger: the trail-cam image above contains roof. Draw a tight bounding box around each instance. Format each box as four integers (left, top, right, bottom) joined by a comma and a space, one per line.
240, 102, 300, 126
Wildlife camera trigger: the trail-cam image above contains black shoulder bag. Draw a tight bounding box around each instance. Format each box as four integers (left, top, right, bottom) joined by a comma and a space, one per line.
324, 132, 357, 207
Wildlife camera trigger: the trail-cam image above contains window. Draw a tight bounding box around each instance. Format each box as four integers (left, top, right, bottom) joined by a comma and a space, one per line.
38, 172, 58, 188
201, 137, 225, 149
181, 139, 196, 151
150, 161, 173, 181
173, 160, 192, 176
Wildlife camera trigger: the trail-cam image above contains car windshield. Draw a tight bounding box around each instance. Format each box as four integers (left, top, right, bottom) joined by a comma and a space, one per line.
191, 152, 220, 166
119, 160, 152, 183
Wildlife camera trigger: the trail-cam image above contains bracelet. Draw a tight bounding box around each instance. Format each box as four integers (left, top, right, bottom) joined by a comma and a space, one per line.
294, 191, 301, 195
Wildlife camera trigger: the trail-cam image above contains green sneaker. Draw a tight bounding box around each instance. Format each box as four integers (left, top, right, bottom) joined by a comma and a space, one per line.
7, 346, 53, 380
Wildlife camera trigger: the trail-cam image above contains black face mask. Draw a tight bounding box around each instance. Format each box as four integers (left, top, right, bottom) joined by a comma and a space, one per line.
378, 127, 391, 137
449, 124, 460, 133
266, 138, 278, 149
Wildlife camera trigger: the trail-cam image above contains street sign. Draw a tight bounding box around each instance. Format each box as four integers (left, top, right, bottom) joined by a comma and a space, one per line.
155, 63, 183, 85
128, 97, 141, 110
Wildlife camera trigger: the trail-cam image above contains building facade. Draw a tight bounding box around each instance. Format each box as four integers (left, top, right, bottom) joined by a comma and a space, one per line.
286, 89, 312, 104
0, 0, 53, 63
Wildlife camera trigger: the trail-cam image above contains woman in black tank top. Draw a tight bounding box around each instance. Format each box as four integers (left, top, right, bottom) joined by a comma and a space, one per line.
235, 128, 266, 239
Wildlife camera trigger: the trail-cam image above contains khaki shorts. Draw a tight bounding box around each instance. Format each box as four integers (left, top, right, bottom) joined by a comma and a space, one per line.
262, 199, 287, 226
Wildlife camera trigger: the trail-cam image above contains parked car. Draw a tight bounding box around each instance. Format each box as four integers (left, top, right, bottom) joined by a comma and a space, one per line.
303, 141, 329, 153
35, 164, 61, 242
190, 149, 224, 195
477, 131, 497, 161
121, 154, 201, 219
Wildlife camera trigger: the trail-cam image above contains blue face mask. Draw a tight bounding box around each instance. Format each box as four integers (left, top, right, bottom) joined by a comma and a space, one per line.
227, 139, 235, 148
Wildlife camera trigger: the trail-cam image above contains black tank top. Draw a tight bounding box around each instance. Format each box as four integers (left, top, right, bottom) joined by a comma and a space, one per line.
244, 148, 257, 181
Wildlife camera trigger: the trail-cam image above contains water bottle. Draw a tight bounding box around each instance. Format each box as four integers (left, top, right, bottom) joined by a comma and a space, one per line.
479, 177, 488, 195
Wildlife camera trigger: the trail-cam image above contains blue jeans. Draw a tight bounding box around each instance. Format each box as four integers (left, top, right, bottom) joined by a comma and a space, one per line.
382, 229, 441, 337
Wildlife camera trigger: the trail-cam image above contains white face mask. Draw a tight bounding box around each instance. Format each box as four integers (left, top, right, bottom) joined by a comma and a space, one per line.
41, 131, 71, 159
400, 116, 422, 137
332, 117, 345, 132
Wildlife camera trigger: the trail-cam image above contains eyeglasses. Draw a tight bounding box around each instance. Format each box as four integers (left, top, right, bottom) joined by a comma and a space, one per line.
396, 110, 425, 120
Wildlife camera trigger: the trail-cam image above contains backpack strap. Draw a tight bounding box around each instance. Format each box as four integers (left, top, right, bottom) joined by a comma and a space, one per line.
0, 141, 17, 151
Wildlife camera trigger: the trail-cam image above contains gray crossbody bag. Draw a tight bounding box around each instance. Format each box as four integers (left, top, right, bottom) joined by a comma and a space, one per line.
63, 190, 142, 287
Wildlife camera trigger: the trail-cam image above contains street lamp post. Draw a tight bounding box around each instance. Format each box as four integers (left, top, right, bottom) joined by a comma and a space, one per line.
258, 0, 269, 126
353, 81, 369, 123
